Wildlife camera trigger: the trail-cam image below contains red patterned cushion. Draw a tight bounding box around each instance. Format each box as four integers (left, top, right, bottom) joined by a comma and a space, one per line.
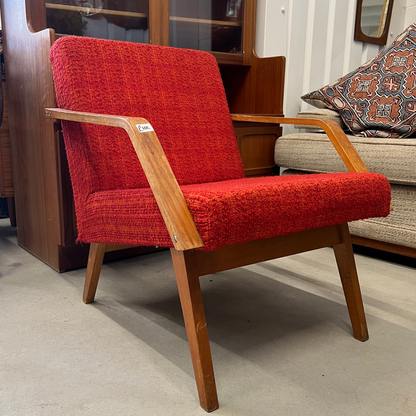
50, 36, 245, 227
81, 173, 391, 251
302, 24, 416, 138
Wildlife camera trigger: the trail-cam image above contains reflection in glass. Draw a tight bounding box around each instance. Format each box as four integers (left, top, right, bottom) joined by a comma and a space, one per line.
225, 0, 241, 18
170, 0, 244, 53
45, 0, 149, 43
360, 0, 390, 38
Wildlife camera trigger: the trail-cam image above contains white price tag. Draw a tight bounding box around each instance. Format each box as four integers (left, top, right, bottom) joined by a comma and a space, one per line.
136, 123, 154, 133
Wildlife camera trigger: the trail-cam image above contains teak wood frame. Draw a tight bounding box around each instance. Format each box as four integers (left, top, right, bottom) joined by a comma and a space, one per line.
45, 108, 371, 412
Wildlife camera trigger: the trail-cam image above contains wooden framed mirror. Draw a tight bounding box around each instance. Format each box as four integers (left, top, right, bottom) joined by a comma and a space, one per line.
354, 0, 394, 45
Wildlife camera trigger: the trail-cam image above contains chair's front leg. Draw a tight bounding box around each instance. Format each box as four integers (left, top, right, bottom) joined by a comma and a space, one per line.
333, 223, 369, 342
83, 243, 106, 304
170, 248, 219, 412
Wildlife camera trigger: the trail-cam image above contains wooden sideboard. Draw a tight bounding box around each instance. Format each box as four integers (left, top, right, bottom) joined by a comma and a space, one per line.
0, 0, 285, 271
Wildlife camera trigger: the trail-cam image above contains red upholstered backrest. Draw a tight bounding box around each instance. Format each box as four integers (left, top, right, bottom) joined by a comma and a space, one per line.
50, 37, 244, 216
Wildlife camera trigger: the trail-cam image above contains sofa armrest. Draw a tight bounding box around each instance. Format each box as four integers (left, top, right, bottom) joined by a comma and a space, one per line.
295, 109, 346, 130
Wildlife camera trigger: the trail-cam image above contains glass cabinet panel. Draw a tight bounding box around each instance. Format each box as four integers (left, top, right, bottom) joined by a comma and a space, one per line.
169, 0, 244, 54
45, 1, 149, 43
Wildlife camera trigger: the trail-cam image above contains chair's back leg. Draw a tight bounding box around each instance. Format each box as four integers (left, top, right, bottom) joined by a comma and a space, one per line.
83, 243, 106, 304
170, 248, 219, 412
333, 223, 369, 342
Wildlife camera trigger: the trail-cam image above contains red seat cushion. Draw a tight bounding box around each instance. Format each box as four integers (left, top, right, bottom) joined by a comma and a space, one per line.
81, 173, 391, 251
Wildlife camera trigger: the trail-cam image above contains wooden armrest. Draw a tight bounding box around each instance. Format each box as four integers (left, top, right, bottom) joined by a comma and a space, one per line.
45, 108, 204, 251
231, 114, 369, 174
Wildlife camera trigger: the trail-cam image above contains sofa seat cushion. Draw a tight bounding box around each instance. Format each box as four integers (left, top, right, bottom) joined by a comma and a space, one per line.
79, 174, 391, 251
349, 184, 416, 249
275, 133, 416, 186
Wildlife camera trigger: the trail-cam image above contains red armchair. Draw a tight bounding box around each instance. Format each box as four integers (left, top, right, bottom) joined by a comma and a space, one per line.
46, 36, 391, 412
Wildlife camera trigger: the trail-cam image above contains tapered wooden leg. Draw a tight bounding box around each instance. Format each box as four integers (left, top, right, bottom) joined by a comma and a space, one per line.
170, 249, 219, 412
333, 223, 369, 341
83, 243, 106, 304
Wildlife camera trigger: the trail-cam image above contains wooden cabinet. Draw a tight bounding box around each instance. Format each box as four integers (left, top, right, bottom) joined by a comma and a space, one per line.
0, 78, 16, 225
43, 0, 254, 65
0, 0, 284, 271
0, 83, 12, 199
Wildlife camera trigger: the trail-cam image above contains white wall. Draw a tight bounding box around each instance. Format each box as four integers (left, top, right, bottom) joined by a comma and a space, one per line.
403, 0, 416, 26
256, 0, 408, 133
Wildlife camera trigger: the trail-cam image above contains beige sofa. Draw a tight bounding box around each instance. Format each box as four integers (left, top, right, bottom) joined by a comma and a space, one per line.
275, 109, 416, 258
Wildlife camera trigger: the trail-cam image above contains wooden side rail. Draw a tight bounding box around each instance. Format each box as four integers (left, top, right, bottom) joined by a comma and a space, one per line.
45, 108, 204, 251
231, 114, 369, 174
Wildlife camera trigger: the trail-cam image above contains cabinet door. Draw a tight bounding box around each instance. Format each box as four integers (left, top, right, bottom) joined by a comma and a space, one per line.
40, 0, 254, 64
169, 0, 253, 65
44, 1, 150, 43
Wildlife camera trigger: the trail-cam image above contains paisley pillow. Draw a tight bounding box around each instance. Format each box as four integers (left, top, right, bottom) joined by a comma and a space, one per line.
302, 24, 416, 138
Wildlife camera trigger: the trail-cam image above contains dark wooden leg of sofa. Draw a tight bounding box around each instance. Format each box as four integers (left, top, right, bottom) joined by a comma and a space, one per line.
83, 243, 106, 304
170, 248, 219, 412
333, 223, 369, 342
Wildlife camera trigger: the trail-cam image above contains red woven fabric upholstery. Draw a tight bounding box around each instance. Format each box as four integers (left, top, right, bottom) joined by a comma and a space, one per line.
82, 173, 390, 251
50, 37, 391, 251
50, 36, 245, 224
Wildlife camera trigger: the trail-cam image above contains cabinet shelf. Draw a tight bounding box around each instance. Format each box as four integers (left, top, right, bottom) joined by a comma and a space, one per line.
170, 16, 241, 26
45, 4, 241, 27
45, 3, 147, 18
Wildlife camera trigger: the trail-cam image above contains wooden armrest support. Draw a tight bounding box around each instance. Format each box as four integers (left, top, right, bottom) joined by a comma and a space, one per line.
45, 108, 204, 251
231, 114, 369, 174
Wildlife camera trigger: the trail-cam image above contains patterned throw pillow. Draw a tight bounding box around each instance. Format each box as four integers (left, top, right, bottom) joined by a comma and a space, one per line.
301, 24, 416, 138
